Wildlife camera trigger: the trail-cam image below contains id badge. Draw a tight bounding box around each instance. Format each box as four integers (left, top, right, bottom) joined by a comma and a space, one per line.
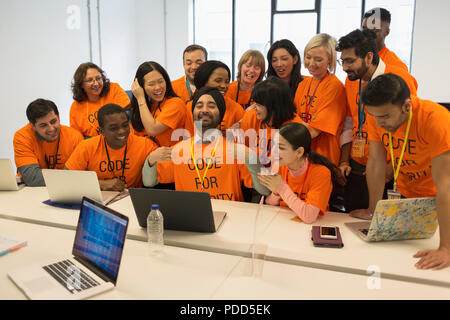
352, 133, 365, 158
387, 189, 402, 200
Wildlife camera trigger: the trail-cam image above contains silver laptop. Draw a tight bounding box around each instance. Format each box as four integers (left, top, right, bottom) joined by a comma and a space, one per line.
0, 159, 25, 191
345, 197, 437, 242
42, 169, 121, 205
8, 197, 129, 300
129, 188, 227, 233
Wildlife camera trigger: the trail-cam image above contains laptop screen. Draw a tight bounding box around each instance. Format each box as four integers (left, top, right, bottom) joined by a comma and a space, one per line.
72, 197, 128, 284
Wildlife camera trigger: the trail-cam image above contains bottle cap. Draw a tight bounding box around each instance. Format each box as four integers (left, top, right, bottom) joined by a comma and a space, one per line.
151, 204, 159, 210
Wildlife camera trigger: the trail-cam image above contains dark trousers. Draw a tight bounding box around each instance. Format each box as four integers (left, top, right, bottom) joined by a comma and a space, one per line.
344, 159, 369, 212
343, 159, 397, 212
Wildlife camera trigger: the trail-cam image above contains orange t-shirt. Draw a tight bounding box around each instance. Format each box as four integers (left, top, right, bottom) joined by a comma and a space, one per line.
133, 97, 186, 147
293, 74, 347, 165
379, 46, 418, 89
156, 137, 245, 201
13, 124, 83, 170
225, 81, 253, 109
65, 134, 157, 188
367, 96, 450, 198
345, 63, 418, 166
279, 162, 332, 215
184, 96, 245, 137
69, 82, 130, 137
171, 76, 193, 104
240, 109, 303, 188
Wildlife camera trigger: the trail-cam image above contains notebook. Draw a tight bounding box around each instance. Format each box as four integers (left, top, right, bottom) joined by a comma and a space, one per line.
8, 197, 129, 300
42, 169, 122, 206
129, 188, 227, 233
0, 159, 25, 191
345, 197, 438, 242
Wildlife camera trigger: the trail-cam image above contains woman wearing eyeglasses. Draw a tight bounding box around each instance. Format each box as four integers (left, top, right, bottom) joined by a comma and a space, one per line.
69, 62, 130, 138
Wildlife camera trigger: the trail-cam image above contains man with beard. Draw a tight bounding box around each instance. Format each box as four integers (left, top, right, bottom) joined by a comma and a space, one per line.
13, 99, 83, 186
336, 29, 417, 217
360, 74, 450, 270
142, 86, 252, 201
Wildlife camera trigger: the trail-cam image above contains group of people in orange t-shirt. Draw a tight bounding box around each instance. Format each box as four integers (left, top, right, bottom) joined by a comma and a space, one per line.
12, 7, 450, 270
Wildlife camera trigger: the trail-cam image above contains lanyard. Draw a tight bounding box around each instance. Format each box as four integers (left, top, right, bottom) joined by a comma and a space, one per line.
304, 73, 327, 123
104, 138, 128, 183
190, 137, 220, 192
389, 109, 413, 191
151, 101, 162, 118
45, 136, 60, 169
185, 77, 193, 100
236, 82, 252, 109
357, 80, 366, 133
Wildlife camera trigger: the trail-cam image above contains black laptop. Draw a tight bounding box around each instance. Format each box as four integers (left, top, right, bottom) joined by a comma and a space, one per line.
129, 188, 227, 233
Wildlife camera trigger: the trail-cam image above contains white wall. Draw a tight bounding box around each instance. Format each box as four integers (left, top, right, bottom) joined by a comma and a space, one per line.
411, 0, 450, 102
0, 0, 90, 164
0, 0, 170, 169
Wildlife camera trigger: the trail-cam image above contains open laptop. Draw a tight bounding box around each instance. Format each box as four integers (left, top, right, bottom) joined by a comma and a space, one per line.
0, 159, 25, 191
8, 197, 129, 300
42, 169, 124, 206
129, 188, 227, 233
345, 197, 438, 242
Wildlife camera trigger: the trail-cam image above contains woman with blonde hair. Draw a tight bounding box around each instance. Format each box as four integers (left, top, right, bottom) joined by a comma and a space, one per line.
293, 33, 347, 167
225, 50, 265, 109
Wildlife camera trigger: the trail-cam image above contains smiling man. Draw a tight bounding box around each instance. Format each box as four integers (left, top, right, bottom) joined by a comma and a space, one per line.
171, 44, 208, 103
361, 73, 450, 270
336, 29, 418, 214
13, 99, 83, 186
65, 104, 157, 191
143, 87, 247, 201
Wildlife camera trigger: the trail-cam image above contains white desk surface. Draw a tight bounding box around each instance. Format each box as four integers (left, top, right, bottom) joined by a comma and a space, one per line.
2, 218, 448, 300
213, 258, 450, 300
0, 218, 242, 300
109, 195, 280, 256
260, 207, 450, 288
0, 187, 280, 256
1, 187, 449, 289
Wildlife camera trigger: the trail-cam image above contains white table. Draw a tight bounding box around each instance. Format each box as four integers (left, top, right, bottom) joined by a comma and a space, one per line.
0, 218, 242, 300
212, 257, 450, 300
1, 187, 449, 291
3, 218, 448, 300
260, 207, 450, 288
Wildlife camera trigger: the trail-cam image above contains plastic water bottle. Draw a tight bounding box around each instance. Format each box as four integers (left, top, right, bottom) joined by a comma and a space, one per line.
147, 204, 164, 254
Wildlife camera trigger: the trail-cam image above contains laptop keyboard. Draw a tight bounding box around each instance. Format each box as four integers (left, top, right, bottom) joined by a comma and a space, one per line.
42, 260, 100, 294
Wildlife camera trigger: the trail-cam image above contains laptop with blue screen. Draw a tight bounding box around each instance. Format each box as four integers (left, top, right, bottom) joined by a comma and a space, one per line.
8, 197, 129, 300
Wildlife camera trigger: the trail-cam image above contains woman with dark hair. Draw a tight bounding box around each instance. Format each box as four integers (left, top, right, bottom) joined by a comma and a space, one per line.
256, 122, 339, 223
184, 60, 244, 137
70, 62, 130, 138
238, 76, 302, 196
225, 50, 265, 109
130, 61, 186, 147
266, 39, 303, 98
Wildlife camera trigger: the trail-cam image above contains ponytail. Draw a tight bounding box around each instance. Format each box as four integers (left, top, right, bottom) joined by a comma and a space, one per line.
307, 151, 341, 184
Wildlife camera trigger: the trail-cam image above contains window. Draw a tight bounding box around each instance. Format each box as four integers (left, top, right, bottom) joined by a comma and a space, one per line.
192, 0, 415, 81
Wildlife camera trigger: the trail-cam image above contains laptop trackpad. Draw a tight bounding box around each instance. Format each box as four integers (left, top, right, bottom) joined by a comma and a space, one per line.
24, 277, 56, 294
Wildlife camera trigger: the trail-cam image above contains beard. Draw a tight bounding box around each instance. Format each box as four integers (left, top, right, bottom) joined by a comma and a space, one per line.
347, 60, 369, 81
